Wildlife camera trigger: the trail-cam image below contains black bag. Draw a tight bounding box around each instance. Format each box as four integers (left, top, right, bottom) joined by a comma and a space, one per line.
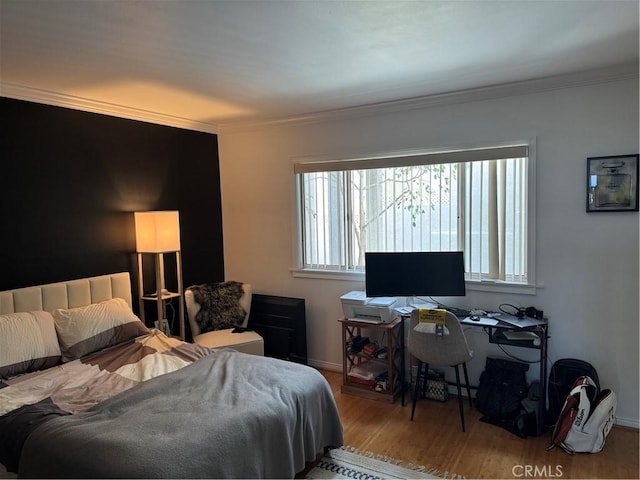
521, 380, 544, 437
476, 357, 529, 422
547, 359, 599, 427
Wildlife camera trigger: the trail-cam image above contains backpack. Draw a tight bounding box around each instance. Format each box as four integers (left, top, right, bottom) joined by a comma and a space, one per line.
521, 381, 544, 437
476, 357, 529, 436
547, 358, 600, 427
547, 376, 617, 455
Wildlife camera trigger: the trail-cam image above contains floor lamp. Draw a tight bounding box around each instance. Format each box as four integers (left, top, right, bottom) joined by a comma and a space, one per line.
134, 211, 185, 340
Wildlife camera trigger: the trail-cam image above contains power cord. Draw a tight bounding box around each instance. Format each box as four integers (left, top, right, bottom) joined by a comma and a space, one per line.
166, 302, 176, 333
496, 343, 540, 364
499, 303, 525, 318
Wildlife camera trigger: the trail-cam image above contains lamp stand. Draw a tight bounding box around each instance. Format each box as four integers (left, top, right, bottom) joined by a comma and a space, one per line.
137, 251, 185, 341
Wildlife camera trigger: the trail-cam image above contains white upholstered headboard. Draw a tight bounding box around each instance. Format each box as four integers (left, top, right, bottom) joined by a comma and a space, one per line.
0, 272, 132, 315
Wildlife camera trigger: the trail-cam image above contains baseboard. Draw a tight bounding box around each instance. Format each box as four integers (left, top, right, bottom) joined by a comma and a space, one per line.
307, 358, 640, 430
615, 416, 640, 429
308, 358, 342, 373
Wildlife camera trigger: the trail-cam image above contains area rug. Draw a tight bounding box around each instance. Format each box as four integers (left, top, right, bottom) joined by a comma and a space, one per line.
305, 446, 463, 479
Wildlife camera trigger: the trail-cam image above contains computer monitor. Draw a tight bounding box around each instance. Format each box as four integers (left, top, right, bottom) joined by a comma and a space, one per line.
364, 251, 466, 298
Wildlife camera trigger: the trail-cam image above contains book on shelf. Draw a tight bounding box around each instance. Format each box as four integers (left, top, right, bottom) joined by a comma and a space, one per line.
348, 361, 387, 381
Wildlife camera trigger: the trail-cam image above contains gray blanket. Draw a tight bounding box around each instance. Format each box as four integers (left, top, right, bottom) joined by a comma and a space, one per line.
19, 350, 343, 478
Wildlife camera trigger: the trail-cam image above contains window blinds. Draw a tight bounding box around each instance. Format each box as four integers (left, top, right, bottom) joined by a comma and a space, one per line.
294, 145, 529, 174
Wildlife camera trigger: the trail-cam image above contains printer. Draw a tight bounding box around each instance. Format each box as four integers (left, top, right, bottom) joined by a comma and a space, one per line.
340, 290, 401, 324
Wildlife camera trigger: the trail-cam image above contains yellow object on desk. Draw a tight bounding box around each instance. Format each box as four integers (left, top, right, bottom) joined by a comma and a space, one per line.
418, 308, 447, 324
416, 308, 449, 335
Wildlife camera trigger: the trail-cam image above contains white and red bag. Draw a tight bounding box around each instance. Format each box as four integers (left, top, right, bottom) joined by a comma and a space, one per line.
547, 375, 616, 455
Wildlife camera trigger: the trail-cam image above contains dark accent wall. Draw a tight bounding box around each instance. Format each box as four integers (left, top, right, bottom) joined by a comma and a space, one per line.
1, 97, 225, 305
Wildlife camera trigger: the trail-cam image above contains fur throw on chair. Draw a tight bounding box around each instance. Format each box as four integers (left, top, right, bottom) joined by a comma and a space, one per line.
189, 281, 246, 333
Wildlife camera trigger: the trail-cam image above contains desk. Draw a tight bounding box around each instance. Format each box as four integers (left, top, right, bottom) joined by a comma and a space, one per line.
400, 312, 548, 434
460, 316, 548, 392
461, 315, 549, 435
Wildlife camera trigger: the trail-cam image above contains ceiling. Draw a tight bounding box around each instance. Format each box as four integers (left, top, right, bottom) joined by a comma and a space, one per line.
1, 0, 638, 132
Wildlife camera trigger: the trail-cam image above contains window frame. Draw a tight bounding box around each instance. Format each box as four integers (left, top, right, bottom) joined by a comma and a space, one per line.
292, 140, 538, 295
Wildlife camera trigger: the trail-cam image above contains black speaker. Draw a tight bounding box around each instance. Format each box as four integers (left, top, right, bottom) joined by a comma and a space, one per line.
525, 306, 544, 320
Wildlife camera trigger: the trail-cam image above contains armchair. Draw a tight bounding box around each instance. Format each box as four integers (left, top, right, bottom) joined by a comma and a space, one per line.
185, 282, 264, 356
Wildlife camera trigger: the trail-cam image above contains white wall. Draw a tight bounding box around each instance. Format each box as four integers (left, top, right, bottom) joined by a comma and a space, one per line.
218, 77, 639, 427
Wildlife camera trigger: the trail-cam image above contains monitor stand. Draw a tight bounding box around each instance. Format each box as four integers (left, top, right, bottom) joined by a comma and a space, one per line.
409, 296, 438, 310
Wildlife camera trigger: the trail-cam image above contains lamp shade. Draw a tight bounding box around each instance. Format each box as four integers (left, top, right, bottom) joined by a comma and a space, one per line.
134, 211, 181, 252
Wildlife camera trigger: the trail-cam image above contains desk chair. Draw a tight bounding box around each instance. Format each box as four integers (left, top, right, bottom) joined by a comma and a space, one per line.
185, 282, 264, 356
408, 309, 473, 431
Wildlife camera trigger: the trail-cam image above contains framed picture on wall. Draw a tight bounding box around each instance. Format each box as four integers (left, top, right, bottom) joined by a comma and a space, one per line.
586, 154, 639, 212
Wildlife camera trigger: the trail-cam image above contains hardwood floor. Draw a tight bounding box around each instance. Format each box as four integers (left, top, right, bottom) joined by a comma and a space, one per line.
319, 369, 639, 479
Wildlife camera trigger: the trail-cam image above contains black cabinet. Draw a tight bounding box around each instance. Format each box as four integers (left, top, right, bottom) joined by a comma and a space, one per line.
248, 294, 307, 364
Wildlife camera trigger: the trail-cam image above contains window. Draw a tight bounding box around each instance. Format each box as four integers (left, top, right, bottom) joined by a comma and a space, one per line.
294, 144, 535, 289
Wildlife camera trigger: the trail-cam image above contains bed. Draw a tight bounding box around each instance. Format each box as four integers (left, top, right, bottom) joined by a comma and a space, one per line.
0, 272, 343, 478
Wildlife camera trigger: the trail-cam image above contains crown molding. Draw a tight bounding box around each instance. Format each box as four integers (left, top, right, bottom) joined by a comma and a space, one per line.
0, 83, 219, 134
2, 63, 636, 135
220, 63, 639, 133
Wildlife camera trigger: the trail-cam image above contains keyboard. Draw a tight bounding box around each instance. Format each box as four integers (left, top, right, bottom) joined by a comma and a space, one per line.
446, 306, 471, 318
394, 305, 471, 318
395, 306, 413, 315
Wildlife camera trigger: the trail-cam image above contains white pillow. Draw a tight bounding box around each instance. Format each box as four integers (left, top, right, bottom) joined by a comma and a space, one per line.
0, 310, 61, 379
53, 297, 149, 361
